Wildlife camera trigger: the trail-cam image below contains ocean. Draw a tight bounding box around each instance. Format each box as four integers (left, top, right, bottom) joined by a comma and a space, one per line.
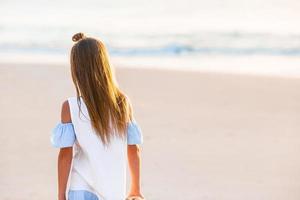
1, 0, 300, 75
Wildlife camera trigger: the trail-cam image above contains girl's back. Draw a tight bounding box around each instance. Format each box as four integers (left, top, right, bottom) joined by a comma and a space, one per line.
68, 96, 127, 199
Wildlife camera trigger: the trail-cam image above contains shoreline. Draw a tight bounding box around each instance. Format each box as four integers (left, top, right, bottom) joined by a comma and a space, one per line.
1, 53, 300, 78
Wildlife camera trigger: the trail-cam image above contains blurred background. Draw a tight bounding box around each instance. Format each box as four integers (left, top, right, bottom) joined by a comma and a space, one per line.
1, 0, 300, 200
1, 0, 300, 74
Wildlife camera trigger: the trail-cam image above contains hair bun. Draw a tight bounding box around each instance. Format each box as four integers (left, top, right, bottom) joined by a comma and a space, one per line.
72, 32, 86, 42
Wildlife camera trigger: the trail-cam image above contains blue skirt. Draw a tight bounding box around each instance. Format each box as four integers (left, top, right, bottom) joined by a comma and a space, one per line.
68, 190, 99, 200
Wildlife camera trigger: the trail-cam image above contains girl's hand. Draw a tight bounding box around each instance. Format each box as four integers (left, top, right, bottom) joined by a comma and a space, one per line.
126, 192, 145, 200
126, 195, 145, 200
58, 193, 66, 200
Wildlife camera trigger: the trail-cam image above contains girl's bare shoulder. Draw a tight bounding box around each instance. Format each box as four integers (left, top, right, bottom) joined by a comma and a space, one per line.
61, 100, 72, 123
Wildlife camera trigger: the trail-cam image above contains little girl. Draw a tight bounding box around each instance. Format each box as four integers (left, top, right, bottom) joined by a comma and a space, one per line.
51, 33, 145, 200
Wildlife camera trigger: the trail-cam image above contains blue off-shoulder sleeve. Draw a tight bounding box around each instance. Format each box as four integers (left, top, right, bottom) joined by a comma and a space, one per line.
127, 120, 143, 145
51, 123, 76, 148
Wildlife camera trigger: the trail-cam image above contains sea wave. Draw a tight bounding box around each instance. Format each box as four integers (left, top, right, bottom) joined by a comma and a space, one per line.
1, 32, 300, 56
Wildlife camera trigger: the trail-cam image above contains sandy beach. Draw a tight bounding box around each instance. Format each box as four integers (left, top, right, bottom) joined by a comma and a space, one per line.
0, 63, 300, 200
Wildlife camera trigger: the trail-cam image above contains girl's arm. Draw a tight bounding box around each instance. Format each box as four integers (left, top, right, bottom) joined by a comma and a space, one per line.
127, 144, 144, 198
58, 147, 73, 200
57, 101, 73, 200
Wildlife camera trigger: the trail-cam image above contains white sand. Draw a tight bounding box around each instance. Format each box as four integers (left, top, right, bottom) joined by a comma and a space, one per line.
0, 63, 300, 200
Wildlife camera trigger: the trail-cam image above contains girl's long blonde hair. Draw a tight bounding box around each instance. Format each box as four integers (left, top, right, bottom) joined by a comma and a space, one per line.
70, 32, 132, 145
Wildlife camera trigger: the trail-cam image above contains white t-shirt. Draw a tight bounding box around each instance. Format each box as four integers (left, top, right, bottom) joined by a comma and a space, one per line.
51, 96, 143, 200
